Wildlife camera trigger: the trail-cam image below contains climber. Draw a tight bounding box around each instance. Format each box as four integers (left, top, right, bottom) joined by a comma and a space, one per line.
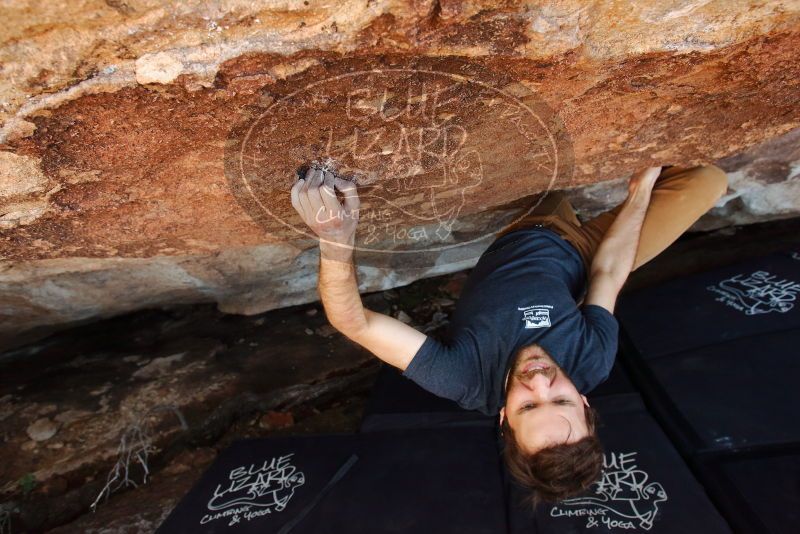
290, 163, 728, 504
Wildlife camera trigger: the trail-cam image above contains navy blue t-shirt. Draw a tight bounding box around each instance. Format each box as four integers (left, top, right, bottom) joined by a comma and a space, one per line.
402, 226, 619, 416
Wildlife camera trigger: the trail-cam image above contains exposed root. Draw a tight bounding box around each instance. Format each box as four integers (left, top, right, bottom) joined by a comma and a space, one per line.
0, 505, 11, 534
89, 404, 188, 513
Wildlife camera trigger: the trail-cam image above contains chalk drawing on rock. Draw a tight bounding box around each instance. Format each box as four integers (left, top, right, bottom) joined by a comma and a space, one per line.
225, 58, 575, 257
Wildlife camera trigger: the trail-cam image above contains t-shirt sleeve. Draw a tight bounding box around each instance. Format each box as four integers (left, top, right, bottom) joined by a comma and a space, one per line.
401, 331, 482, 408
577, 304, 620, 389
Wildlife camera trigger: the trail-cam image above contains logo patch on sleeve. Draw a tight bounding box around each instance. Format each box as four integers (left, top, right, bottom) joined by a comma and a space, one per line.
518, 304, 553, 328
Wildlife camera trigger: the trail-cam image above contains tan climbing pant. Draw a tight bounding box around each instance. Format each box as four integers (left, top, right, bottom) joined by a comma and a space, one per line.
495, 165, 729, 274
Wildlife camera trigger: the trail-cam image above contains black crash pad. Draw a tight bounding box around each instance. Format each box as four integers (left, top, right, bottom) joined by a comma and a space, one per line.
156, 427, 507, 534
617, 249, 800, 359
507, 394, 731, 533
696, 449, 800, 534
587, 361, 636, 400
360, 364, 494, 432
629, 328, 800, 453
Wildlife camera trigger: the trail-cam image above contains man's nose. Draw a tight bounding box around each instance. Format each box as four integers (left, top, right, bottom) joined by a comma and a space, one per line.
524, 372, 551, 398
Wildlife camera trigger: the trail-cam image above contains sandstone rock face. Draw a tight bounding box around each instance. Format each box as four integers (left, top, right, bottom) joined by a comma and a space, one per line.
564, 127, 800, 228
0, 1, 799, 346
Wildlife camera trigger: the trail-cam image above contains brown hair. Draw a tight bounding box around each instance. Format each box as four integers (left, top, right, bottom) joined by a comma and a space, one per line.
502, 403, 603, 506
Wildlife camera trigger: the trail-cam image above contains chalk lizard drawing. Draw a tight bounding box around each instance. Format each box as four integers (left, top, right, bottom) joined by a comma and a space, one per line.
562, 478, 667, 530
556, 452, 669, 531
708, 271, 799, 315
207, 454, 305, 512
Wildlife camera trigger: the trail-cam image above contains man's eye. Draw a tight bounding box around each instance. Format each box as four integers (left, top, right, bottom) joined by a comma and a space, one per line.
556, 399, 572, 405
522, 403, 537, 411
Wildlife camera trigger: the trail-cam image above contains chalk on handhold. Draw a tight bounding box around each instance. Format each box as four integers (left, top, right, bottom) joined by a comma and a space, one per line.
298, 158, 358, 186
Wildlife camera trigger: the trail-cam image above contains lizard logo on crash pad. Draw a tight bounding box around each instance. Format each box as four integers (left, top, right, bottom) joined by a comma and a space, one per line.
707, 270, 800, 315
549, 451, 668, 531
200, 453, 305, 527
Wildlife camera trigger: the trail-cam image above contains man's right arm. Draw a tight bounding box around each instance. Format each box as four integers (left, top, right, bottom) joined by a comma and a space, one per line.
584, 167, 661, 314
318, 240, 428, 371
291, 166, 428, 372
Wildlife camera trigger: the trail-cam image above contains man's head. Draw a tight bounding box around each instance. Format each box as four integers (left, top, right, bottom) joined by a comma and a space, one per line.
499, 343, 603, 504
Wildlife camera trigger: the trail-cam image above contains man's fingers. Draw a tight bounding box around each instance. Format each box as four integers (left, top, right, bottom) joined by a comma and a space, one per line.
334, 177, 360, 213
320, 170, 341, 214
643, 166, 662, 182
334, 176, 355, 192
307, 168, 328, 222
301, 167, 314, 191
302, 166, 325, 194
629, 166, 662, 196
290, 178, 304, 214
298, 166, 360, 225
296, 178, 313, 219
311, 166, 325, 188
633, 166, 661, 181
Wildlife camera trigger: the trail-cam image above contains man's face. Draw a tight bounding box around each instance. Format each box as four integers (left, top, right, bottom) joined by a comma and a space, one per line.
499, 344, 590, 455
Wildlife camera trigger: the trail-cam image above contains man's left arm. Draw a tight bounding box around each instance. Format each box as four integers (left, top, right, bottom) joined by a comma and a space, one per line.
584, 167, 661, 314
